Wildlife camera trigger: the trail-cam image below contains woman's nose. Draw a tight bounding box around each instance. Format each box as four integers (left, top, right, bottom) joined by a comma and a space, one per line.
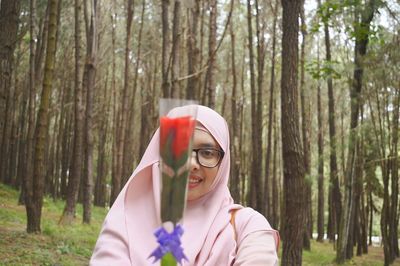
190, 151, 200, 170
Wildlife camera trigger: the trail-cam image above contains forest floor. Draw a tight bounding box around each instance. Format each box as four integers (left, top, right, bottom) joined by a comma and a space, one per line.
1, 183, 399, 266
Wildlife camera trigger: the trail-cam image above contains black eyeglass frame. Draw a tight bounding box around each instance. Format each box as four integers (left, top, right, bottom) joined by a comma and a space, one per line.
192, 148, 225, 168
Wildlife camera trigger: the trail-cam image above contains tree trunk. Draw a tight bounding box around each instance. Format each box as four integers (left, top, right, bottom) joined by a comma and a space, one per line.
337, 1, 376, 262
60, 0, 84, 225
317, 47, 325, 242
26, 0, 59, 233
271, 98, 280, 229
229, 12, 240, 203
16, 80, 28, 200
82, 0, 98, 224
170, 0, 181, 98
94, 72, 109, 207
322, 0, 341, 242
281, 0, 306, 264
354, 129, 364, 256
60, 79, 73, 199
161, 0, 170, 98
300, 0, 312, 250
246, 0, 262, 213
389, 87, 399, 259
254, 0, 265, 215
186, 0, 200, 100
264, 0, 278, 220
205, 0, 217, 108
110, 0, 117, 207
125, 0, 145, 180
54, 67, 69, 199
198, 0, 206, 102
0, 0, 21, 183
111, 0, 134, 206
7, 46, 21, 187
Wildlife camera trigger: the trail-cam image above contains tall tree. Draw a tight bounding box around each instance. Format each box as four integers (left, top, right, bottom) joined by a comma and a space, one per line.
281, 0, 306, 264
186, 0, 201, 100
254, 0, 265, 214
170, 0, 181, 98
229, 7, 240, 202
22, 0, 37, 206
161, 0, 170, 98
60, 0, 84, 225
271, 99, 280, 229
205, 0, 217, 108
25, 0, 59, 232
94, 72, 109, 207
111, 0, 134, 205
264, 0, 278, 220
337, 0, 377, 263
388, 87, 400, 262
300, 0, 312, 250
246, 0, 263, 213
124, 0, 145, 185
0, 0, 21, 183
319, 0, 342, 242
316, 43, 325, 243
82, 0, 98, 224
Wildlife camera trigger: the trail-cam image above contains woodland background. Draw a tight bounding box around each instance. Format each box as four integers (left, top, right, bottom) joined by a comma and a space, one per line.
0, 0, 399, 265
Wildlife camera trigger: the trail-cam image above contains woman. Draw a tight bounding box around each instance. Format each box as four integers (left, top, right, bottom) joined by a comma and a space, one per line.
91, 105, 279, 265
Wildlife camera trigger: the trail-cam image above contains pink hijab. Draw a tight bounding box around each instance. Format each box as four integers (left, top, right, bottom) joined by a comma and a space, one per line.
91, 105, 276, 265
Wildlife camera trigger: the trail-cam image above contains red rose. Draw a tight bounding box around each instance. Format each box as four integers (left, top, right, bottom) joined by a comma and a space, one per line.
160, 116, 195, 159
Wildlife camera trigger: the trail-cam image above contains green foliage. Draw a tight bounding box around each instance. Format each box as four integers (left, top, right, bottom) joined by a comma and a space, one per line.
312, 0, 384, 43
306, 59, 342, 80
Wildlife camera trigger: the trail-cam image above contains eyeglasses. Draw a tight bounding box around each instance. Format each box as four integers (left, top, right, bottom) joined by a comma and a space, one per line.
192, 148, 225, 168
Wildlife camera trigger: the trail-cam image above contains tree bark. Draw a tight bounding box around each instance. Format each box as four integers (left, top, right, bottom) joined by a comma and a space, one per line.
229, 11, 240, 203
389, 87, 400, 259
300, 0, 312, 250
204, 0, 217, 108
246, 0, 262, 212
337, 1, 376, 262
82, 0, 98, 224
111, 0, 134, 206
321, 0, 341, 242
6, 41, 22, 187
254, 0, 265, 215
264, 0, 278, 220
186, 0, 200, 100
170, 0, 181, 98
26, 0, 59, 233
123, 0, 145, 187
17, 77, 29, 199
60, 78, 73, 199
161, 0, 170, 98
0, 0, 21, 183
60, 0, 84, 225
271, 103, 280, 229
317, 44, 325, 242
281, 0, 306, 264
94, 72, 109, 207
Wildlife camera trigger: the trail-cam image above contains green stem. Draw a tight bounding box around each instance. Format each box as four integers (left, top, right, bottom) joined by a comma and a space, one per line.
161, 253, 177, 266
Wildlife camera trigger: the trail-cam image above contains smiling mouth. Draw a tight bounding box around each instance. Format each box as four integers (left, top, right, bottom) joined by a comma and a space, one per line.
188, 176, 203, 189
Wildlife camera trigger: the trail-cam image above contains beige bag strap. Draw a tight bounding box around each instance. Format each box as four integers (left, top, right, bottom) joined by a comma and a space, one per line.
230, 209, 238, 242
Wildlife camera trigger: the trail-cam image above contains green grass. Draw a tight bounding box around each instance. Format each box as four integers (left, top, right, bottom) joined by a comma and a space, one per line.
0, 183, 108, 265
302, 240, 400, 266
0, 183, 399, 265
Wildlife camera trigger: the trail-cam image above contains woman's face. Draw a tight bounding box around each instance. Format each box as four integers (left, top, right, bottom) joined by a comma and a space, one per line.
187, 127, 221, 201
